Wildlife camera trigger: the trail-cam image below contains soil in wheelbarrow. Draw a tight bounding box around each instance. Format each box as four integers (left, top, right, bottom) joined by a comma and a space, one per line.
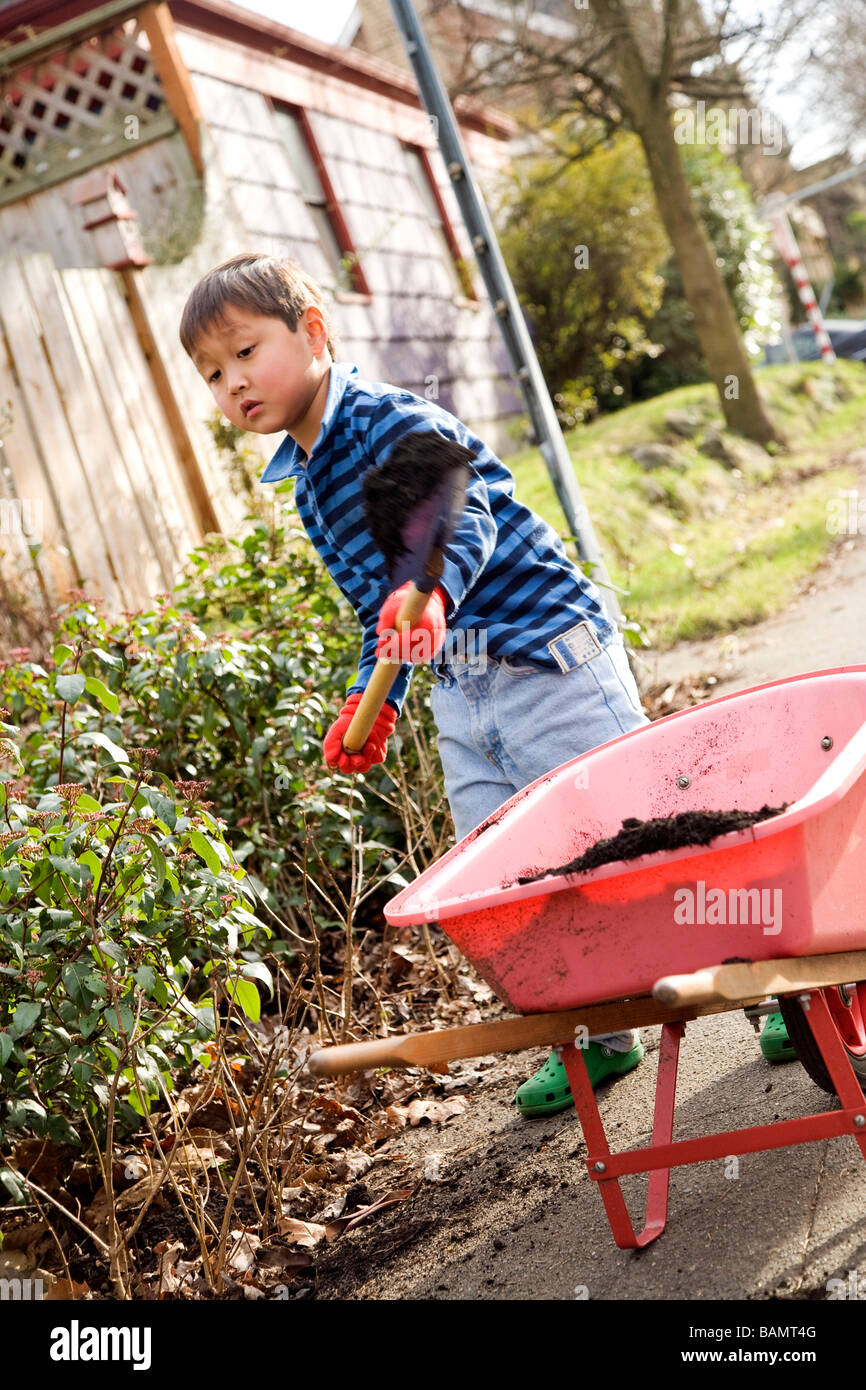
516, 804, 788, 885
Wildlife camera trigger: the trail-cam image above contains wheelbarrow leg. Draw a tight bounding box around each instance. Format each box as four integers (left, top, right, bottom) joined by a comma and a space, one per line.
560, 1022, 683, 1249
797, 989, 866, 1160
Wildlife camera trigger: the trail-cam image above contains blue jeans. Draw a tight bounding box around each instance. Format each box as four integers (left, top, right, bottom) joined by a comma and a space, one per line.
431, 631, 649, 843
430, 629, 649, 1054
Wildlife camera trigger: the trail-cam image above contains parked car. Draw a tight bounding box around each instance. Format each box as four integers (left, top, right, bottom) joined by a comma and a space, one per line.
762, 319, 866, 364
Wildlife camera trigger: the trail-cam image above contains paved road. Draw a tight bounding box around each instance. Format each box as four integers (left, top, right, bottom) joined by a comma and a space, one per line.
322, 1020, 866, 1302
640, 531, 866, 697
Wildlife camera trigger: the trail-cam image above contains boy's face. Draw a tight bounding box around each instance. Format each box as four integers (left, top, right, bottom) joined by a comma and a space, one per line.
191, 306, 328, 436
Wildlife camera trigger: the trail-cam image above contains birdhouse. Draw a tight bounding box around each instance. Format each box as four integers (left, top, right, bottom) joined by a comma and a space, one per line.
74, 166, 153, 270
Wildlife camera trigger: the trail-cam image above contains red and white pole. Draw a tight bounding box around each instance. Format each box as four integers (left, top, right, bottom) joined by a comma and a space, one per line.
769, 210, 836, 361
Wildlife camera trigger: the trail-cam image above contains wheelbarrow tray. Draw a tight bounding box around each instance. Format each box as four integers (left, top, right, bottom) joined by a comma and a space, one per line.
385, 666, 866, 1014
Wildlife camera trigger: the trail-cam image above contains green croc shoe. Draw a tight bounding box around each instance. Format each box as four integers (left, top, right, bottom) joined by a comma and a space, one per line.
760, 1010, 797, 1063
515, 1039, 644, 1118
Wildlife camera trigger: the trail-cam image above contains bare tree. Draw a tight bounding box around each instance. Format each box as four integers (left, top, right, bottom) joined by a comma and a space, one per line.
788, 0, 866, 153
443, 0, 789, 444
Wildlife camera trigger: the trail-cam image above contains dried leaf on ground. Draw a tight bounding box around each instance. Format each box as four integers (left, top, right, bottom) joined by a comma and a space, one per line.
297, 1164, 328, 1186
82, 1188, 112, 1240
311, 1194, 346, 1223
66, 1161, 101, 1194
172, 1083, 235, 1131
456, 973, 495, 1004
174, 1141, 233, 1172
116, 1171, 179, 1210
640, 675, 719, 720
277, 1217, 328, 1248
227, 1230, 261, 1273
389, 1096, 468, 1128
368, 1072, 425, 1108
154, 1239, 186, 1296
314, 1096, 365, 1122
324, 1186, 417, 1241
311, 1097, 368, 1147
13, 1138, 69, 1189
437, 1002, 482, 1025
46, 1277, 91, 1300
257, 1246, 314, 1270
0, 1249, 39, 1278
0, 1220, 49, 1250
333, 1149, 373, 1182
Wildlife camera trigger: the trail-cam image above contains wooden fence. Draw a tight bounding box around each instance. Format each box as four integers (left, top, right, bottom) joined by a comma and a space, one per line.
0, 252, 233, 633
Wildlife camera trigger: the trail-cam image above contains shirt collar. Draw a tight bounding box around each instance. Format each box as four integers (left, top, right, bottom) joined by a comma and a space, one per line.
259, 361, 358, 484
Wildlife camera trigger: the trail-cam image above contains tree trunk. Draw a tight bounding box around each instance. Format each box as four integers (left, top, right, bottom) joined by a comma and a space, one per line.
634, 98, 779, 444
599, 2, 780, 445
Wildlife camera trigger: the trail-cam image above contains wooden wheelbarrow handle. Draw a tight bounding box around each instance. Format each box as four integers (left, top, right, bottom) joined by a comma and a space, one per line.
307, 993, 768, 1077
342, 583, 432, 754
308, 951, 866, 1077
653, 949, 866, 1007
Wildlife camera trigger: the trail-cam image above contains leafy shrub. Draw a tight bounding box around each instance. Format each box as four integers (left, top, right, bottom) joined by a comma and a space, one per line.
92, 516, 438, 908
496, 132, 780, 416
496, 131, 670, 425
0, 508, 449, 1178
825, 255, 866, 316
0, 694, 268, 1195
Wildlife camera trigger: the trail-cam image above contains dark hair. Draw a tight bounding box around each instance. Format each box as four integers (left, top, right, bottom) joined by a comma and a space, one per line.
179, 252, 338, 360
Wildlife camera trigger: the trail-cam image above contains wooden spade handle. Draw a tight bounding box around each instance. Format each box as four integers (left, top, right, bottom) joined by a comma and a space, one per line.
343, 583, 433, 754
653, 949, 866, 1008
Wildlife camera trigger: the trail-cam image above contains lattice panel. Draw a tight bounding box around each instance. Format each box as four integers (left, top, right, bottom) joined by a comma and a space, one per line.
0, 18, 168, 201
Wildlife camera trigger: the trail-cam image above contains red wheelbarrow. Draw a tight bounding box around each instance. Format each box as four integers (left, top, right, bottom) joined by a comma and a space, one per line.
309, 665, 866, 1250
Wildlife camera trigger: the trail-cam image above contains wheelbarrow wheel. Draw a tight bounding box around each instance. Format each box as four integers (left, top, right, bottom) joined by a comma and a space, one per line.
778, 983, 866, 1094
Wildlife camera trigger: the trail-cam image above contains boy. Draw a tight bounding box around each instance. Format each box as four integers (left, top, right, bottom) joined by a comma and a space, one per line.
180, 251, 648, 1117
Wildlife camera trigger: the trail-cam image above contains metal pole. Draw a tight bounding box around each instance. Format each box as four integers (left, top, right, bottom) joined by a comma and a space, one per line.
761, 166, 866, 364
387, 0, 623, 624
763, 160, 866, 211
768, 209, 836, 362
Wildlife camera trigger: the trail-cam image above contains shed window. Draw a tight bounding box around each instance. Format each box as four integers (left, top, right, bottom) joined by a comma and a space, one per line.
272, 106, 369, 295
403, 145, 477, 300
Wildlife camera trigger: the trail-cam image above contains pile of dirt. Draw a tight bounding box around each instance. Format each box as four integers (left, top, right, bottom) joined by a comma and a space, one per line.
516, 804, 789, 884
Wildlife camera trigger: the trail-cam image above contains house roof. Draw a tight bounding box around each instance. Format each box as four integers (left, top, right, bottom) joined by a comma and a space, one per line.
0, 0, 516, 137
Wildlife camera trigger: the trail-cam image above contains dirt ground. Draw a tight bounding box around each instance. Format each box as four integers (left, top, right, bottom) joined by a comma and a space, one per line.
315, 1022, 866, 1303
314, 517, 866, 1305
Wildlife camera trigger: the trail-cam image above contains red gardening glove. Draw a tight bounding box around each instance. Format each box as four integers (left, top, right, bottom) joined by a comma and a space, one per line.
323, 692, 398, 774
375, 584, 447, 663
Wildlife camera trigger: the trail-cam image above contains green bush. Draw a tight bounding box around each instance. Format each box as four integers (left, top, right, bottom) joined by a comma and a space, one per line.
2, 514, 440, 913
0, 509, 449, 1182
0, 698, 266, 1195
496, 135, 779, 419
826, 256, 866, 316
496, 132, 670, 425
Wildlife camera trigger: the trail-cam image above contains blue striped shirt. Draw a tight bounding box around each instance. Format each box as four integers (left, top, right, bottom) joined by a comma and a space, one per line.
259, 363, 617, 713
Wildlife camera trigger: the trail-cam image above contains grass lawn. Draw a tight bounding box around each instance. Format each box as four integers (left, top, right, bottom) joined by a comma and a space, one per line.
507, 361, 866, 648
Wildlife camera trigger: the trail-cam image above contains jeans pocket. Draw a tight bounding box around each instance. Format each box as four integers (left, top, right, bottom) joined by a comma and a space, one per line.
498, 655, 545, 679
604, 640, 649, 721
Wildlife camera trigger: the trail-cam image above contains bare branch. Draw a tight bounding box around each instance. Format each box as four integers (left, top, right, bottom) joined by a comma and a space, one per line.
658, 0, 682, 94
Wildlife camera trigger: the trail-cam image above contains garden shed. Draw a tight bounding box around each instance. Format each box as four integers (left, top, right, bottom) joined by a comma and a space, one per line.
0, 0, 519, 621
